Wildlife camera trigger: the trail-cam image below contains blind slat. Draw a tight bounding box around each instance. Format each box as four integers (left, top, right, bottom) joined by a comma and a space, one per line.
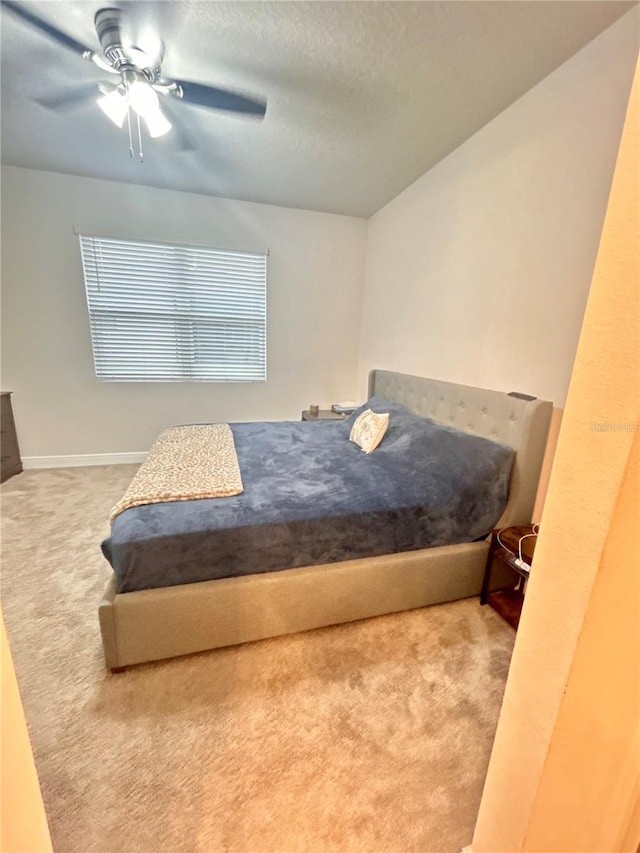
80, 235, 267, 382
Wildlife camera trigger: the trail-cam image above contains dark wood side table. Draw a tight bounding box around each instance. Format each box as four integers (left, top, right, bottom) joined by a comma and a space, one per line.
301, 410, 346, 421
480, 524, 538, 630
1, 391, 23, 483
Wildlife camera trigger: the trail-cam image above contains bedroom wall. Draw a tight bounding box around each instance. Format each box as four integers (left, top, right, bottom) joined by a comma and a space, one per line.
357, 9, 639, 407
0, 167, 366, 459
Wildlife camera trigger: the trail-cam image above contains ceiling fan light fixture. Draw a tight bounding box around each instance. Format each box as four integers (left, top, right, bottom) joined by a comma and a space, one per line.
144, 107, 172, 138
128, 80, 160, 118
126, 79, 171, 137
96, 89, 128, 128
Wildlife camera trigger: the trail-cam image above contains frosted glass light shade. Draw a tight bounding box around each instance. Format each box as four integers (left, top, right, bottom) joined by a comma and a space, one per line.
97, 90, 128, 128
144, 108, 172, 138
128, 81, 159, 116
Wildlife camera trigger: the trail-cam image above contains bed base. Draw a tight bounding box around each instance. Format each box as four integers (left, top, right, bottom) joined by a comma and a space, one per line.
99, 369, 552, 671
99, 539, 509, 671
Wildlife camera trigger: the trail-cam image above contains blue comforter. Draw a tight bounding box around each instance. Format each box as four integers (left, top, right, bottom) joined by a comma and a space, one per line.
102, 398, 514, 592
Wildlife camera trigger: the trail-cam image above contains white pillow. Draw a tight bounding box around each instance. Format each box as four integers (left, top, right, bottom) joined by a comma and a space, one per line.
349, 409, 390, 453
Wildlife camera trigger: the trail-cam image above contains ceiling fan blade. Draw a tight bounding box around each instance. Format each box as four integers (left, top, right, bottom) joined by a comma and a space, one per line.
172, 80, 267, 118
1, 1, 93, 56
35, 83, 100, 111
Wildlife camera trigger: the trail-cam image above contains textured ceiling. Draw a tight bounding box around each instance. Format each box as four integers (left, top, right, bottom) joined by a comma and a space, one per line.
1, 1, 635, 217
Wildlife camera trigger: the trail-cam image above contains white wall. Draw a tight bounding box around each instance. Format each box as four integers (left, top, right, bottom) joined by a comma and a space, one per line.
358, 11, 639, 405
0, 167, 366, 458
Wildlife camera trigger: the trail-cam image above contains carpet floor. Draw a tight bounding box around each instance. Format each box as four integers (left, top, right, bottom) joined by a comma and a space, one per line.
1, 465, 514, 853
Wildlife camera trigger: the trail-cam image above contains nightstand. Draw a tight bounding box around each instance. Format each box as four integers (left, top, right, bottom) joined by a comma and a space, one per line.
301, 409, 346, 421
480, 524, 538, 630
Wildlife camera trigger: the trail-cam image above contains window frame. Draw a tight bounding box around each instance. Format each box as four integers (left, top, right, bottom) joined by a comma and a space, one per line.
79, 234, 268, 383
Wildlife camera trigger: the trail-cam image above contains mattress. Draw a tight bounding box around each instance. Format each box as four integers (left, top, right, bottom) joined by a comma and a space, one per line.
102, 401, 514, 593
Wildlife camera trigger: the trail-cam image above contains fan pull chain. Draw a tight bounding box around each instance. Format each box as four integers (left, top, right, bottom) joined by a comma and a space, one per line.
126, 104, 134, 159
137, 112, 144, 162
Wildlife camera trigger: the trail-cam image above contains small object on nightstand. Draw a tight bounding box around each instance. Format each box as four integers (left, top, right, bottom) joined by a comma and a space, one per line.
301, 409, 345, 421
331, 401, 359, 415
480, 524, 538, 630
309, 403, 319, 417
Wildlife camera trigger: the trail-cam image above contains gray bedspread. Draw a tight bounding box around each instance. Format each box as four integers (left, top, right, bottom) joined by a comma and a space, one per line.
102, 399, 514, 593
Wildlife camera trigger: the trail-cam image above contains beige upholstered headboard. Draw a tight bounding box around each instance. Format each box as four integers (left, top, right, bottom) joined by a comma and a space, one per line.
369, 370, 553, 528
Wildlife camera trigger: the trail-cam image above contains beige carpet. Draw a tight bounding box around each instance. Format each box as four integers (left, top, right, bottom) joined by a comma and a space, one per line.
1, 466, 515, 853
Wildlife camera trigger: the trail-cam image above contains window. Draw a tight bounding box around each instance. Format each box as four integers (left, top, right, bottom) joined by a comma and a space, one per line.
79, 235, 267, 382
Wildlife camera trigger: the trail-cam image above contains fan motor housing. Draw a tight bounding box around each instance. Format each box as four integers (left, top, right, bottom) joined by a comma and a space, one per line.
95, 7, 129, 69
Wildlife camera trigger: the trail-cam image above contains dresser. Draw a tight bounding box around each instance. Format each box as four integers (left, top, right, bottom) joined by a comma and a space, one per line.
1, 392, 23, 482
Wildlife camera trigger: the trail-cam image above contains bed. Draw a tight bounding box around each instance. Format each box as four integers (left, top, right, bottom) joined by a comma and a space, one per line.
98, 370, 552, 671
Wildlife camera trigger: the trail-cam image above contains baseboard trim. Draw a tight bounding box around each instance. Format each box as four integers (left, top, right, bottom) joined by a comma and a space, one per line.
22, 452, 147, 469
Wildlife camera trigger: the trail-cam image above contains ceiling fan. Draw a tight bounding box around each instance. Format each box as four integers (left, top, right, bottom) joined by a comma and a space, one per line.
2, 2, 267, 159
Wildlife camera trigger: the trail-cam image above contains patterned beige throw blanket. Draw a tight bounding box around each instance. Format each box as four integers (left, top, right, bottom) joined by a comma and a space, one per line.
110, 424, 243, 521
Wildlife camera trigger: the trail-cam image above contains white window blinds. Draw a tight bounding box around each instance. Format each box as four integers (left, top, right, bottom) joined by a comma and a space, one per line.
79, 235, 267, 382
